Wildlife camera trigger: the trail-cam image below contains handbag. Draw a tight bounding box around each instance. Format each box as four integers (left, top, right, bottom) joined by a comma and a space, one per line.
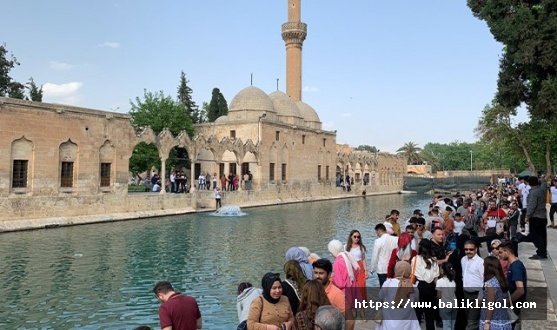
237, 296, 263, 330
507, 292, 519, 324
410, 256, 418, 284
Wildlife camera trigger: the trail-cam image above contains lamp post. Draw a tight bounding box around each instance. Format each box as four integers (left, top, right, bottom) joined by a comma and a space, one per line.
470, 150, 473, 172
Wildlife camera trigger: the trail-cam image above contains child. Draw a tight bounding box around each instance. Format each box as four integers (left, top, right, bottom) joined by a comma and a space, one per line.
436, 262, 456, 330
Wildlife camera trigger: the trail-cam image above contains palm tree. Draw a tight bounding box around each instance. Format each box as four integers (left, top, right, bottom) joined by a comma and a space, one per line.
396, 142, 423, 165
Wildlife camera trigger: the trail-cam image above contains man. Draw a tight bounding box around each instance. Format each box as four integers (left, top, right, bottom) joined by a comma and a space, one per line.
152, 181, 161, 192
431, 227, 452, 265
517, 176, 530, 232
312, 259, 353, 330
456, 199, 471, 217
313, 305, 345, 330
518, 176, 548, 259
499, 241, 527, 328
153, 281, 202, 330
482, 199, 507, 252
387, 209, 401, 235
369, 223, 398, 287
404, 209, 422, 228
461, 241, 484, 330
414, 217, 432, 245
405, 225, 418, 252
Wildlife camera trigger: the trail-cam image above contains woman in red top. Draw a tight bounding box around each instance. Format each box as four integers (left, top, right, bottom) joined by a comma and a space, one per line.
387, 233, 417, 278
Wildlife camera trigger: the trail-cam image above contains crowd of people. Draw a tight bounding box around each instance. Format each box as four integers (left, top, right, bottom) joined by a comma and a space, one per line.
135, 175, 555, 330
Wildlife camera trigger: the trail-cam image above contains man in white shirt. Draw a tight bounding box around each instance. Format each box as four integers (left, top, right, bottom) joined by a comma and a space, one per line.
517, 176, 530, 232
461, 240, 484, 330
370, 223, 398, 287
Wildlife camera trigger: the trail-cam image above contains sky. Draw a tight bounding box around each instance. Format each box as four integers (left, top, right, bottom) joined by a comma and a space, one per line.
1, 0, 517, 153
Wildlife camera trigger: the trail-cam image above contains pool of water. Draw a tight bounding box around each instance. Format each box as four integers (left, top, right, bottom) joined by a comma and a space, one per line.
0, 194, 431, 329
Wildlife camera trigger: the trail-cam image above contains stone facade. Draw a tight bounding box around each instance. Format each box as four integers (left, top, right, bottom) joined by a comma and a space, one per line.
0, 97, 404, 228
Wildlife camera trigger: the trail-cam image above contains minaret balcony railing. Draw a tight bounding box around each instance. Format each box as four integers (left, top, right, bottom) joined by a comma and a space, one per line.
281, 22, 307, 44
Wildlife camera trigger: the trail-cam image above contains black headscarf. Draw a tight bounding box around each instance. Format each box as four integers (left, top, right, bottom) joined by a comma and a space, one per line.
261, 272, 282, 304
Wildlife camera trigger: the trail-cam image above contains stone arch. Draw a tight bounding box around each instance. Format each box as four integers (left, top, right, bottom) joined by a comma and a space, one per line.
59, 140, 78, 188
11, 136, 34, 190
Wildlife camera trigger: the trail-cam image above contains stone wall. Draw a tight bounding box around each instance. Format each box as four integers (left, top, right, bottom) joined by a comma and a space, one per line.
0, 97, 404, 228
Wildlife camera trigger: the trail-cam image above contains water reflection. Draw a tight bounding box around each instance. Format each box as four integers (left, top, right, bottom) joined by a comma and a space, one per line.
0, 194, 431, 329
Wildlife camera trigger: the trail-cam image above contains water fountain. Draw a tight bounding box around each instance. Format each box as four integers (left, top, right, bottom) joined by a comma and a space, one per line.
211, 205, 246, 216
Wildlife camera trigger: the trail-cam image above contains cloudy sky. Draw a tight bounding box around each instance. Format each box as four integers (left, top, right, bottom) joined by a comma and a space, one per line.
1, 0, 524, 153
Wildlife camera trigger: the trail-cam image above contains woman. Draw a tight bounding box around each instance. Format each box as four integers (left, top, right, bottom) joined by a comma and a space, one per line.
247, 272, 295, 330
221, 174, 227, 191
328, 239, 360, 312
282, 260, 307, 315
345, 230, 368, 319
237, 282, 263, 324
478, 256, 512, 330
376, 261, 420, 330
411, 239, 439, 330
294, 279, 331, 330
387, 233, 417, 278
285, 247, 314, 280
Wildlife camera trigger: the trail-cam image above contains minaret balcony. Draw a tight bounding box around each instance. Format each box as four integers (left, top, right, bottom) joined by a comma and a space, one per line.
281, 22, 307, 44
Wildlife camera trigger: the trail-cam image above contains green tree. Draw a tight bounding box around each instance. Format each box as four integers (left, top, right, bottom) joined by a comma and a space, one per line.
129, 89, 194, 137
0, 43, 20, 97
207, 87, 229, 122
177, 71, 201, 123
355, 145, 378, 153
27, 77, 43, 102
8, 81, 25, 99
397, 142, 422, 165
129, 142, 160, 181
468, 0, 557, 177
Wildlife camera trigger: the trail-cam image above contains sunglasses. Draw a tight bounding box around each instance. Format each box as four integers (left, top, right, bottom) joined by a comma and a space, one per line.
311, 320, 323, 330
353, 235, 360, 238
464, 248, 475, 251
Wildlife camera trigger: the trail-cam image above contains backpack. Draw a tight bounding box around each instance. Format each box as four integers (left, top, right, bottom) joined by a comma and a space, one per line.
463, 214, 479, 236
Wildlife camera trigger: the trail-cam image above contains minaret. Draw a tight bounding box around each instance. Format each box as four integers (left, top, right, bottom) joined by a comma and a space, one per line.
282, 0, 307, 102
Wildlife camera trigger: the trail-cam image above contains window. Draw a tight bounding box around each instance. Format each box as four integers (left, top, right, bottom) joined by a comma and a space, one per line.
323, 138, 326, 147
317, 165, 322, 181
302, 135, 306, 144
276, 131, 280, 141
326, 166, 330, 181
219, 163, 225, 178
12, 160, 28, 188
100, 163, 111, 187
230, 130, 236, 139
281, 163, 287, 181
241, 162, 250, 177
270, 163, 275, 181
61, 162, 74, 187
229, 163, 237, 176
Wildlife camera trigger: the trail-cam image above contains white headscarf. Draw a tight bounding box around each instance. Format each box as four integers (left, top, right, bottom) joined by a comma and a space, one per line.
328, 239, 360, 283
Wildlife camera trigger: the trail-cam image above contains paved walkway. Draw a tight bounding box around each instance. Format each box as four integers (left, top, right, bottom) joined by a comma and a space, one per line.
356, 225, 557, 329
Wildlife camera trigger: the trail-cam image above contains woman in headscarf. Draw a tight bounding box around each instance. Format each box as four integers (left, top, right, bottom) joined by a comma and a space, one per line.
376, 261, 420, 330
387, 233, 417, 278
328, 238, 360, 314
247, 272, 295, 330
282, 260, 307, 315
285, 247, 314, 280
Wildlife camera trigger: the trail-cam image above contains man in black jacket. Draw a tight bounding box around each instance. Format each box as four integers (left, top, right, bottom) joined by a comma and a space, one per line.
517, 176, 548, 259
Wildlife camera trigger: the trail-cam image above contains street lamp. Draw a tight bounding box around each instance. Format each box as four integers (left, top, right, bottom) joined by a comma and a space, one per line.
470, 150, 473, 172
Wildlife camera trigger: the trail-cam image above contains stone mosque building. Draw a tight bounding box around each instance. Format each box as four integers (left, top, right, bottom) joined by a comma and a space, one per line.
0, 0, 404, 230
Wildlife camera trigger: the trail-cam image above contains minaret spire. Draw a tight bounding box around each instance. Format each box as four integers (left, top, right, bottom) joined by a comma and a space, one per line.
282, 0, 307, 101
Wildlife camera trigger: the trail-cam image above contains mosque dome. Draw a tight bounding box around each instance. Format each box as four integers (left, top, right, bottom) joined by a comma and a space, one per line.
269, 91, 304, 126
228, 86, 277, 121
296, 101, 322, 129
214, 115, 228, 123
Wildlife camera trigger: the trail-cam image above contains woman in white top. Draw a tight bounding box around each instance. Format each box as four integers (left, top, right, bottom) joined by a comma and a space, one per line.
436, 262, 456, 330
376, 261, 420, 330
411, 239, 439, 330
345, 229, 368, 319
